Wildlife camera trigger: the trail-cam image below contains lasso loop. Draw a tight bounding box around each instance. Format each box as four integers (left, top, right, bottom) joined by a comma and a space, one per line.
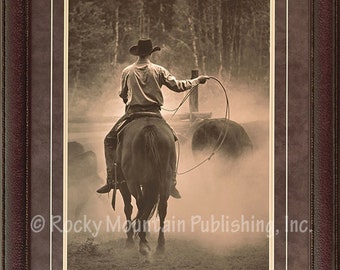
162, 76, 231, 175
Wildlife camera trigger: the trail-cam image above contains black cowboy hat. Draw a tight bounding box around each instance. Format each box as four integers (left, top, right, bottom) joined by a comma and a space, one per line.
129, 39, 161, 56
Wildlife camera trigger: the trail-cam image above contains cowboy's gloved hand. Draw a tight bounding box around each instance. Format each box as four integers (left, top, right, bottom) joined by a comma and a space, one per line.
197, 75, 210, 84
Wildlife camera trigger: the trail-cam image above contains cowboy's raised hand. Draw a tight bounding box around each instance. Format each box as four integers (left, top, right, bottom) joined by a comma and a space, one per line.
197, 75, 210, 84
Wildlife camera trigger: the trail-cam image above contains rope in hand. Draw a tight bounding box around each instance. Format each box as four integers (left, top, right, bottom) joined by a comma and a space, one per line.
162, 76, 231, 175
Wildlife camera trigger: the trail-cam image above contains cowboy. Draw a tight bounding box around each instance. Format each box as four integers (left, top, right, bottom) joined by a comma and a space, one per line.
97, 39, 209, 198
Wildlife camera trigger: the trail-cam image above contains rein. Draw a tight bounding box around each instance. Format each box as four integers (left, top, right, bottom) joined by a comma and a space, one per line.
162, 76, 231, 175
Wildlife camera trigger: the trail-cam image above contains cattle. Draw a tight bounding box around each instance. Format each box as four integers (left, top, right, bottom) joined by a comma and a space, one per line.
68, 141, 102, 219
191, 119, 253, 159
68, 141, 100, 183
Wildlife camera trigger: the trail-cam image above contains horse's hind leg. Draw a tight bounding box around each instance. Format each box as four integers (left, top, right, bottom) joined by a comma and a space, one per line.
156, 198, 167, 253
138, 219, 151, 256
120, 182, 134, 247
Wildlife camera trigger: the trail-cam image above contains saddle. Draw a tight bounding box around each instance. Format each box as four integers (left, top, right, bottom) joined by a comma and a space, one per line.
115, 112, 162, 134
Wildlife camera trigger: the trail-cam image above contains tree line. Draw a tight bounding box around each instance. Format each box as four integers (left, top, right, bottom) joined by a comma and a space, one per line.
69, 0, 270, 101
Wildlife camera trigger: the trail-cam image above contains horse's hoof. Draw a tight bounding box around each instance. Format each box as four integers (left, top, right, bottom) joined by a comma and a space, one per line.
125, 239, 134, 249
140, 256, 152, 264
155, 245, 165, 254
139, 243, 151, 256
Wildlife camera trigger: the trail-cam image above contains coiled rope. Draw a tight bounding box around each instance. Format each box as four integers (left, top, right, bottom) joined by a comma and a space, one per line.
161, 76, 231, 175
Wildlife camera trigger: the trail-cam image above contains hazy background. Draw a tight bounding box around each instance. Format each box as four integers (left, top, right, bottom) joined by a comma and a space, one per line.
67, 81, 269, 243
67, 0, 270, 268
68, 0, 269, 118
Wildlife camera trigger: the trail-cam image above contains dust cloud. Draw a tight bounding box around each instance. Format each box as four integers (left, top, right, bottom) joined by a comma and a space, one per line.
67, 78, 270, 251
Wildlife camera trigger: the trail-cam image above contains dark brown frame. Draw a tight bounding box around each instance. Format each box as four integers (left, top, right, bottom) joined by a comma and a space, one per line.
2, 0, 30, 269
310, 1, 339, 268
2, 0, 339, 269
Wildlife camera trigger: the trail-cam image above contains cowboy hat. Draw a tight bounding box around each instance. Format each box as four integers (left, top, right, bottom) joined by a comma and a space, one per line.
129, 39, 161, 56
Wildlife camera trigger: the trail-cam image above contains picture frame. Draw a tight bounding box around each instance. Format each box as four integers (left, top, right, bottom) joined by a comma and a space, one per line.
1, 0, 339, 268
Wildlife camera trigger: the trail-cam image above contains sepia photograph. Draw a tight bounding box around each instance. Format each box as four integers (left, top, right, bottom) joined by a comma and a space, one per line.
2, 0, 339, 269
66, 0, 271, 269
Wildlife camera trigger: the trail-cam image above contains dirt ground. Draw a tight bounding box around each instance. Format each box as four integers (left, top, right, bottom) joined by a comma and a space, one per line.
67, 118, 270, 269
68, 236, 268, 270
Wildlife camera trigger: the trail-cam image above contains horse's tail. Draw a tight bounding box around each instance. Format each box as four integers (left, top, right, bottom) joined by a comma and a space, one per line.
138, 125, 162, 221
143, 125, 162, 181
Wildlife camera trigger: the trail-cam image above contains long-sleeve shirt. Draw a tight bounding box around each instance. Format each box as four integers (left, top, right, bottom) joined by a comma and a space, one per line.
119, 59, 200, 107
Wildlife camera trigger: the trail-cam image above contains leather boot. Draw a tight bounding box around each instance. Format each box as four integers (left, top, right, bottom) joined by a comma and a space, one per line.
96, 183, 112, 194
97, 169, 115, 194
170, 179, 181, 199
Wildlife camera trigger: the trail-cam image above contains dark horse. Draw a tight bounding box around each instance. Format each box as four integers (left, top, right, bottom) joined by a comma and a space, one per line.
115, 116, 176, 255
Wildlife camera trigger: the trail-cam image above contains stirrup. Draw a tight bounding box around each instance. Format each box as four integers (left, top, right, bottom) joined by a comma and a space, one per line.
96, 183, 112, 194
96, 180, 120, 194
